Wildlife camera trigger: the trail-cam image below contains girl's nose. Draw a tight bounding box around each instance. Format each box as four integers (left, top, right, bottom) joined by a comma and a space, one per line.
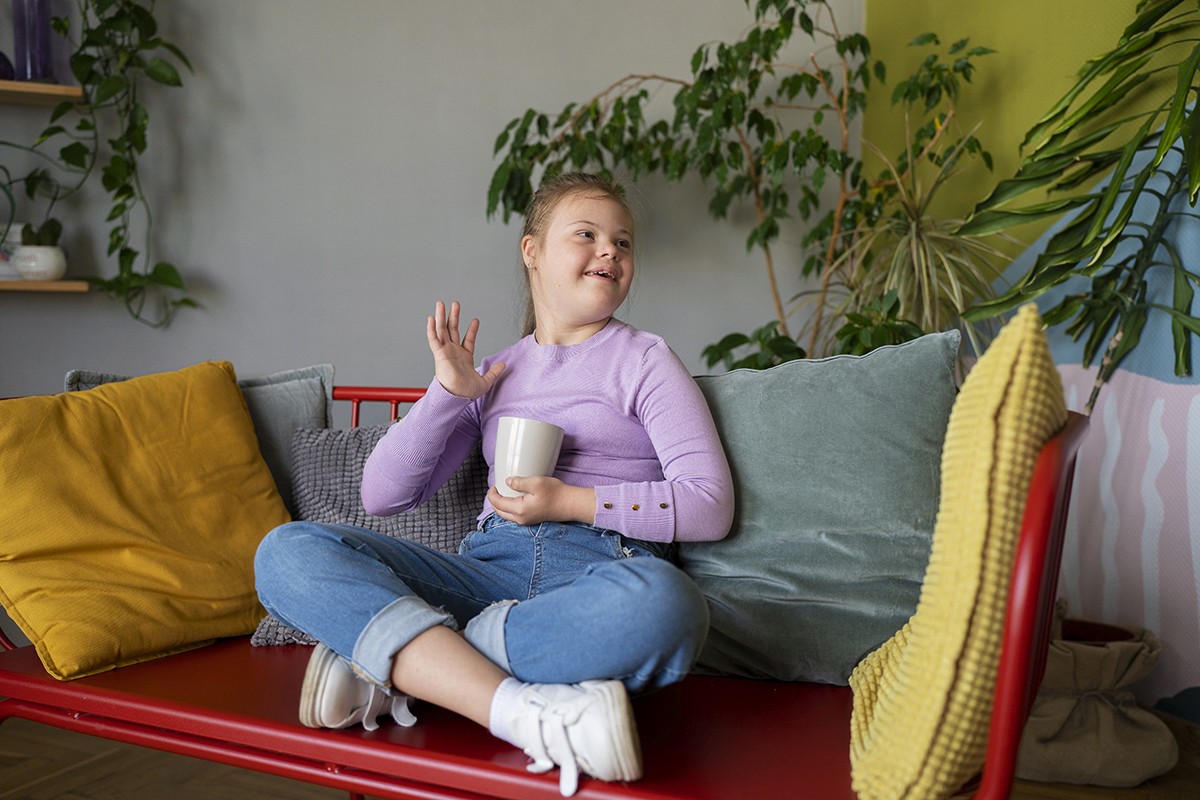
597, 238, 619, 260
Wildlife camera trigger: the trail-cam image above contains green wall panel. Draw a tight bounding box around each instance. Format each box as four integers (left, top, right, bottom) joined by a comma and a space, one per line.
863, 0, 1136, 239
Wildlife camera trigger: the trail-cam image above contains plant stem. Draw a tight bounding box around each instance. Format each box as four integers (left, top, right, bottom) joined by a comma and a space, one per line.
806, 52, 853, 355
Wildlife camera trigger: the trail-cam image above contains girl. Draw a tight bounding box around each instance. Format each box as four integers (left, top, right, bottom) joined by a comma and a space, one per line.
255, 172, 734, 796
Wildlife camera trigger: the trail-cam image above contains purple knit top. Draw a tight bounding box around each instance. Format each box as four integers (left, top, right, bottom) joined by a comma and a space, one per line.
361, 319, 733, 543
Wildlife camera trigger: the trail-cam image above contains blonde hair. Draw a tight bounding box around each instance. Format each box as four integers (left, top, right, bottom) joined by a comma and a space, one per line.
519, 172, 634, 337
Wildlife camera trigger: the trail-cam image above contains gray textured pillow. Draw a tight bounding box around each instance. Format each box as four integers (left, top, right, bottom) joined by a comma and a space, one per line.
251, 425, 489, 646
64, 364, 335, 516
677, 330, 960, 685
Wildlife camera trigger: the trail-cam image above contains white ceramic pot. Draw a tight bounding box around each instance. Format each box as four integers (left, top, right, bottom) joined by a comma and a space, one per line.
15, 245, 67, 281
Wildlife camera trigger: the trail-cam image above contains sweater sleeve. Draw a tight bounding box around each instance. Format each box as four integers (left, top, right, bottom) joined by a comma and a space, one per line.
360, 379, 480, 516
592, 343, 734, 543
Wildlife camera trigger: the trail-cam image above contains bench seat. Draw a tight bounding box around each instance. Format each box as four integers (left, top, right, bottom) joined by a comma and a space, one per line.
0, 638, 854, 799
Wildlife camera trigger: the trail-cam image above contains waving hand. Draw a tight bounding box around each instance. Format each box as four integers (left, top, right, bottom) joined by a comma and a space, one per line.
426, 301, 505, 399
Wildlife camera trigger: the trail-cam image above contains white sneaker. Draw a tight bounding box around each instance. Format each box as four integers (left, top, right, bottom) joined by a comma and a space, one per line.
298, 643, 417, 731
508, 680, 643, 797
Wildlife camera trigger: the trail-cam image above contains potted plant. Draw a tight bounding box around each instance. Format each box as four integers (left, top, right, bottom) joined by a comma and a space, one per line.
959, 0, 1200, 412
14, 216, 66, 280
488, 0, 1002, 368
0, 0, 194, 327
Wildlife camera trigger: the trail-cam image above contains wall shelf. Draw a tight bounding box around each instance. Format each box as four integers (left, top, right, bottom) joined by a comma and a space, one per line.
2, 81, 89, 295
0, 79, 85, 106
0, 279, 89, 293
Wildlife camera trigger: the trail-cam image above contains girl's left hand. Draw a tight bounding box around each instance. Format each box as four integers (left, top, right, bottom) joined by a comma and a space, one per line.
488, 478, 596, 527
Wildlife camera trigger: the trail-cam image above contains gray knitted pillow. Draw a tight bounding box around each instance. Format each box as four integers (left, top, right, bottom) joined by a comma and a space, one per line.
251, 425, 489, 646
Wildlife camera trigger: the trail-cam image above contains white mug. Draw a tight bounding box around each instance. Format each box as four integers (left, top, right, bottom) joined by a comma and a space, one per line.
494, 416, 564, 498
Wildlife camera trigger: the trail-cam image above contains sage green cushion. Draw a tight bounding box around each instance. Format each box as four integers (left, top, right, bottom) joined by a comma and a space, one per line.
678, 331, 960, 684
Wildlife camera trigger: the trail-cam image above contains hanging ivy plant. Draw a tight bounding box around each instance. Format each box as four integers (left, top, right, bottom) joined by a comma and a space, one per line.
2, 0, 194, 327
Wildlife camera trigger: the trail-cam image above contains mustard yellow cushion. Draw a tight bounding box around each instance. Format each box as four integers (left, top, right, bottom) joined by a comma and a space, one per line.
848, 305, 1068, 799
0, 361, 290, 680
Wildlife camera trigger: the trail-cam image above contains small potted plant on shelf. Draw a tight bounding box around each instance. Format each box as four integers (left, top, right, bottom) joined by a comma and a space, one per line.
14, 217, 66, 280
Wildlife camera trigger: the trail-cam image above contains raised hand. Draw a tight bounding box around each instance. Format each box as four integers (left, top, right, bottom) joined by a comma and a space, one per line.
426, 301, 505, 400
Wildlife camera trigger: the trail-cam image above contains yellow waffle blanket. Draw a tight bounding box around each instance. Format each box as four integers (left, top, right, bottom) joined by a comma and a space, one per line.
849, 305, 1068, 799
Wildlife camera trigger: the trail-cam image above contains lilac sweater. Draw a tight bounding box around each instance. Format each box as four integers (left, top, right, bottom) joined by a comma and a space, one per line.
361, 319, 734, 543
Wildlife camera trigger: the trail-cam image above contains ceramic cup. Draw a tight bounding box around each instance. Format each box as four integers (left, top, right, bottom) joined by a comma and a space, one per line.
494, 416, 564, 498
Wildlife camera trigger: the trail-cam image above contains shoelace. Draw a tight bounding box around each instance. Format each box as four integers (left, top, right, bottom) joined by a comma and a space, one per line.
521, 693, 593, 797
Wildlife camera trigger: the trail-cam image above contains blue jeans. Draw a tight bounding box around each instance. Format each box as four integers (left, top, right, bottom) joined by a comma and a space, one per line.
254, 516, 709, 694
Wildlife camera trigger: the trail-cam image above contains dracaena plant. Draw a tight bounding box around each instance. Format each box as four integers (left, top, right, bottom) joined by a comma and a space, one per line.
1, 0, 194, 327
488, 0, 997, 369
812, 122, 1015, 360
959, 0, 1200, 413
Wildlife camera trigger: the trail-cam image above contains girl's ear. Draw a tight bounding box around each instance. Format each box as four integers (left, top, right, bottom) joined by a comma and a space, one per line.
520, 234, 537, 268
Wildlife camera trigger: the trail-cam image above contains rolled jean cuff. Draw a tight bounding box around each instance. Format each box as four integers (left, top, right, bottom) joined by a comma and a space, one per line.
464, 599, 517, 674
351, 595, 457, 688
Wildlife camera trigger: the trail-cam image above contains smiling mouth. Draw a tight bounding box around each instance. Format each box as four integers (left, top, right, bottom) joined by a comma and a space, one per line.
585, 269, 618, 281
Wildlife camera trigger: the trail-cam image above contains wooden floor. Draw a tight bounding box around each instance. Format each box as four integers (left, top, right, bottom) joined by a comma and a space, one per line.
1, 715, 1198, 799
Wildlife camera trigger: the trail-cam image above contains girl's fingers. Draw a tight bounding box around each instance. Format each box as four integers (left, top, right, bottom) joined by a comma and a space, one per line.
426, 313, 439, 349
432, 300, 447, 343
430, 301, 477, 350
462, 317, 480, 353
446, 301, 461, 344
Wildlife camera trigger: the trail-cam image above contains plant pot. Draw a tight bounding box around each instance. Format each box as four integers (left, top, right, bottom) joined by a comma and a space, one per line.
1017, 615, 1179, 786
15, 245, 67, 281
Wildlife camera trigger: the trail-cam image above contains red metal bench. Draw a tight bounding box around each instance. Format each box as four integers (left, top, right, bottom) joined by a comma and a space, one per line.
0, 388, 1088, 800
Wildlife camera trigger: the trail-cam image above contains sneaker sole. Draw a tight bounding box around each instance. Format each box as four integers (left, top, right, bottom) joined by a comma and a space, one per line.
578, 680, 643, 783
298, 643, 341, 728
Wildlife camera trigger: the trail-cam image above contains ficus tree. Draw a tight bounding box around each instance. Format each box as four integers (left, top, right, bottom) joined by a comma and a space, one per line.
488, 0, 998, 367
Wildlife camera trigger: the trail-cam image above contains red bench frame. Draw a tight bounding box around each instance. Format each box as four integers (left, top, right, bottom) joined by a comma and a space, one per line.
0, 387, 1088, 800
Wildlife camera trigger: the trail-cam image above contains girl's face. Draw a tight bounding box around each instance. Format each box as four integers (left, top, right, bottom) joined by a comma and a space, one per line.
521, 193, 635, 344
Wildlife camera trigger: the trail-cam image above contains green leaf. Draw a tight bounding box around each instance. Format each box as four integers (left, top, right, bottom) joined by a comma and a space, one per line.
486, 162, 511, 219
1123, 0, 1187, 38
145, 57, 182, 87
49, 101, 75, 123
1082, 118, 1158, 255
1186, 106, 1200, 204
1022, 30, 1158, 154
957, 196, 1088, 235
150, 262, 185, 289
118, 247, 138, 274
108, 227, 127, 257
1042, 294, 1085, 327
59, 142, 90, 168
129, 4, 158, 38
1171, 253, 1196, 376
715, 332, 752, 350
70, 53, 98, 84
1056, 53, 1153, 134
493, 129, 510, 156
92, 75, 128, 104
36, 125, 66, 145
92, 0, 120, 16
1152, 42, 1200, 168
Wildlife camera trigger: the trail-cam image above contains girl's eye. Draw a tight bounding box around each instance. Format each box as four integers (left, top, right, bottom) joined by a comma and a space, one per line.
617, 239, 631, 249
577, 230, 595, 239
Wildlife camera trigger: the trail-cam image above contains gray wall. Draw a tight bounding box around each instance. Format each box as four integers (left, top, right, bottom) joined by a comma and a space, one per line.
1, 1, 861, 401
